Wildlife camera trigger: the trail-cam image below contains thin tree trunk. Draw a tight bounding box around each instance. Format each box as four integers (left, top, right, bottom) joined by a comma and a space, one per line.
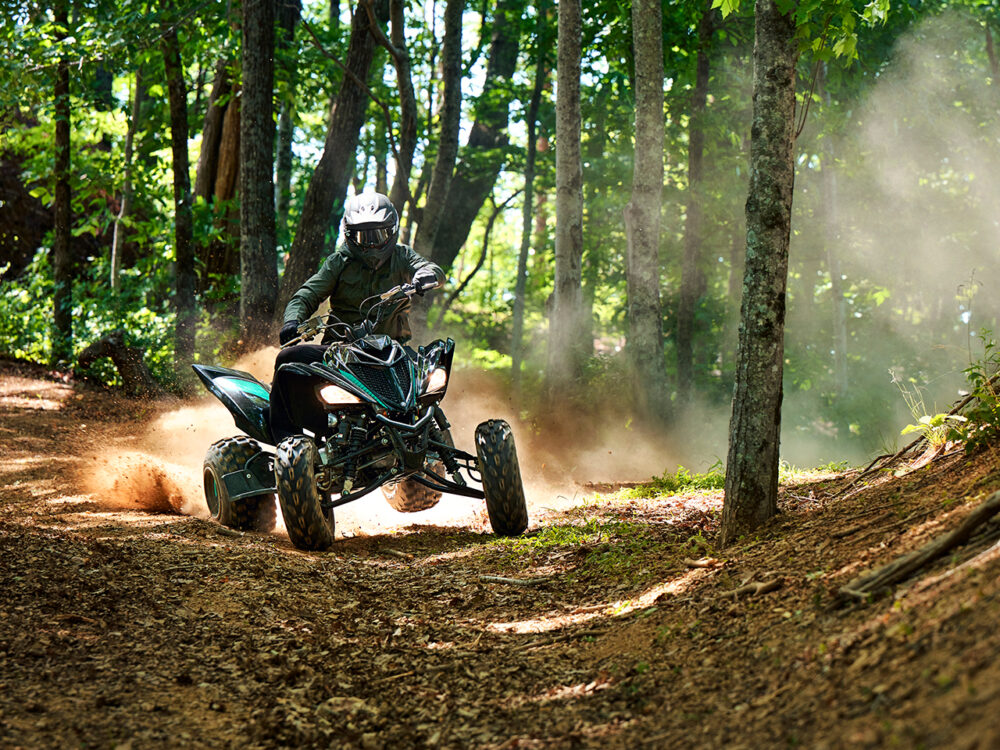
384, 0, 418, 213
52, 0, 73, 367
987, 24, 1000, 86
820, 65, 848, 396
824, 147, 848, 395
623, 0, 665, 415
111, 66, 145, 293
161, 25, 197, 368
423, 0, 520, 273
278, 5, 377, 313
511, 1, 547, 393
276, 0, 302, 245
677, 5, 714, 402
721, 0, 798, 545
414, 0, 465, 255
241, 0, 278, 347
548, 0, 585, 387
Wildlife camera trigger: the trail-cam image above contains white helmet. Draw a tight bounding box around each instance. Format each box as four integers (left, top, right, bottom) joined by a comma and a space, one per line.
342, 192, 399, 264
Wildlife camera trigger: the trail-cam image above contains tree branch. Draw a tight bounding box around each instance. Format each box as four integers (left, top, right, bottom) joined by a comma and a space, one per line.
435, 189, 522, 327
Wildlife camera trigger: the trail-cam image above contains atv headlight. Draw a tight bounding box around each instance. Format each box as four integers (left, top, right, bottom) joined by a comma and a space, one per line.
318, 384, 361, 405
424, 367, 448, 394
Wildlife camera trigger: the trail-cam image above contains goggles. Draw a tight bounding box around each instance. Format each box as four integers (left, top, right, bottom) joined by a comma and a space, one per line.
348, 226, 394, 249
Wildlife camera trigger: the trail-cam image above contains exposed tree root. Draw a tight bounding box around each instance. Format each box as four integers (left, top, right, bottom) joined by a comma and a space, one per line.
837, 491, 1000, 604
727, 578, 782, 598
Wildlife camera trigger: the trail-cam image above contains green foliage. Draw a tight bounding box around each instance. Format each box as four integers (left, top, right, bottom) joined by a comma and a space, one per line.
622, 461, 726, 499
891, 369, 964, 448
952, 330, 1000, 453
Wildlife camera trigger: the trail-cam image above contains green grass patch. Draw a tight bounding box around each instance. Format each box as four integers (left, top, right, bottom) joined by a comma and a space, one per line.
620, 462, 726, 499
491, 517, 673, 587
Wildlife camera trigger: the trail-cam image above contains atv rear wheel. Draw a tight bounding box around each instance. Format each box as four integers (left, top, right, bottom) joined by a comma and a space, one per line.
382, 430, 453, 513
382, 479, 441, 513
475, 420, 528, 537
203, 437, 277, 532
275, 436, 334, 551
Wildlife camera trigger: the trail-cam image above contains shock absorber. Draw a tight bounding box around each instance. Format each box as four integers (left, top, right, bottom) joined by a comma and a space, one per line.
432, 406, 463, 485
341, 423, 367, 494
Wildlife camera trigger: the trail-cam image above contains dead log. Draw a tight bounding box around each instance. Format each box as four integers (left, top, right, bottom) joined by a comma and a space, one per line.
838, 491, 1000, 603
77, 330, 165, 397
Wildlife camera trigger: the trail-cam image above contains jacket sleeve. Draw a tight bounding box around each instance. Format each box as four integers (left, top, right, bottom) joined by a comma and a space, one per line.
283, 253, 345, 323
403, 245, 445, 285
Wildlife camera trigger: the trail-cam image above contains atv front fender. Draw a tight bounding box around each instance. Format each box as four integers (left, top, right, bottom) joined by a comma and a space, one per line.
192, 364, 275, 445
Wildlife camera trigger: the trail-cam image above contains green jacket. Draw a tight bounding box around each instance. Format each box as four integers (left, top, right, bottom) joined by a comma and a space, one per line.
283, 242, 445, 342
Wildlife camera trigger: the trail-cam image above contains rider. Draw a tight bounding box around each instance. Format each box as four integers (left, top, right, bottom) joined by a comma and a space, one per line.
270, 191, 444, 440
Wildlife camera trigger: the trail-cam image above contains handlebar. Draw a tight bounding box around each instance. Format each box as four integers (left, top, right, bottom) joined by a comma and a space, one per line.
282, 277, 442, 349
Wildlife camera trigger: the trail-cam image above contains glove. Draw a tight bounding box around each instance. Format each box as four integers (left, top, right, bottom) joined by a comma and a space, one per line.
279, 320, 300, 345
412, 266, 439, 295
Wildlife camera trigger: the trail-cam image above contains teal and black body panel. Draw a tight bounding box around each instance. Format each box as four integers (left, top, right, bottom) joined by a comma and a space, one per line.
192, 364, 274, 445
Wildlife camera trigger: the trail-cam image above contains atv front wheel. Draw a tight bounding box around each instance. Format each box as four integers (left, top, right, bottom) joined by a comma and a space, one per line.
203, 437, 277, 532
475, 420, 528, 537
275, 436, 334, 551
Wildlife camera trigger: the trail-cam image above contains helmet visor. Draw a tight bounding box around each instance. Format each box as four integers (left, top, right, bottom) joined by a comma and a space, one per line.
350, 227, 394, 250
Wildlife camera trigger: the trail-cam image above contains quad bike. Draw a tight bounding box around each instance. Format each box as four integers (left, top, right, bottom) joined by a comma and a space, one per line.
192, 282, 528, 551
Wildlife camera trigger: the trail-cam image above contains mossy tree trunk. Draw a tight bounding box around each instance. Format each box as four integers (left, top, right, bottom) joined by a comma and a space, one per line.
721, 0, 798, 545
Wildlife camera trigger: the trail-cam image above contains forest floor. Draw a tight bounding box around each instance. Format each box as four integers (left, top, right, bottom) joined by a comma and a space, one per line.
3, 359, 1000, 749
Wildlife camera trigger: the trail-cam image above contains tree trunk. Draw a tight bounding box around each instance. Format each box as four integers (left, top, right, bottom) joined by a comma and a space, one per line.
547, 0, 585, 387
194, 58, 230, 203
821, 66, 848, 396
823, 148, 848, 396
721, 0, 798, 545
278, 5, 376, 313
385, 0, 418, 214
423, 0, 520, 273
511, 0, 547, 393
622, 0, 665, 415
414, 0, 465, 256
677, 5, 714, 402
276, 0, 302, 245
110, 66, 145, 293
52, 0, 73, 367
161, 25, 197, 368
987, 24, 1000, 86
240, 0, 278, 348
204, 80, 242, 291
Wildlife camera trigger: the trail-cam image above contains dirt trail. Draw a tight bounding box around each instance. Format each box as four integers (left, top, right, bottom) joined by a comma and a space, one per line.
3, 360, 1000, 748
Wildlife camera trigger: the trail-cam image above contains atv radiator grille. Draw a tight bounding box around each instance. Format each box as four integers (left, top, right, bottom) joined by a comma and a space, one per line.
351, 360, 411, 406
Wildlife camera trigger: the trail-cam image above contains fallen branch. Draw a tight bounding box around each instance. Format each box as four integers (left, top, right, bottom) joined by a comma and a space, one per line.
380, 549, 414, 561
727, 578, 782, 598
683, 557, 720, 568
479, 575, 550, 587
837, 491, 1000, 603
